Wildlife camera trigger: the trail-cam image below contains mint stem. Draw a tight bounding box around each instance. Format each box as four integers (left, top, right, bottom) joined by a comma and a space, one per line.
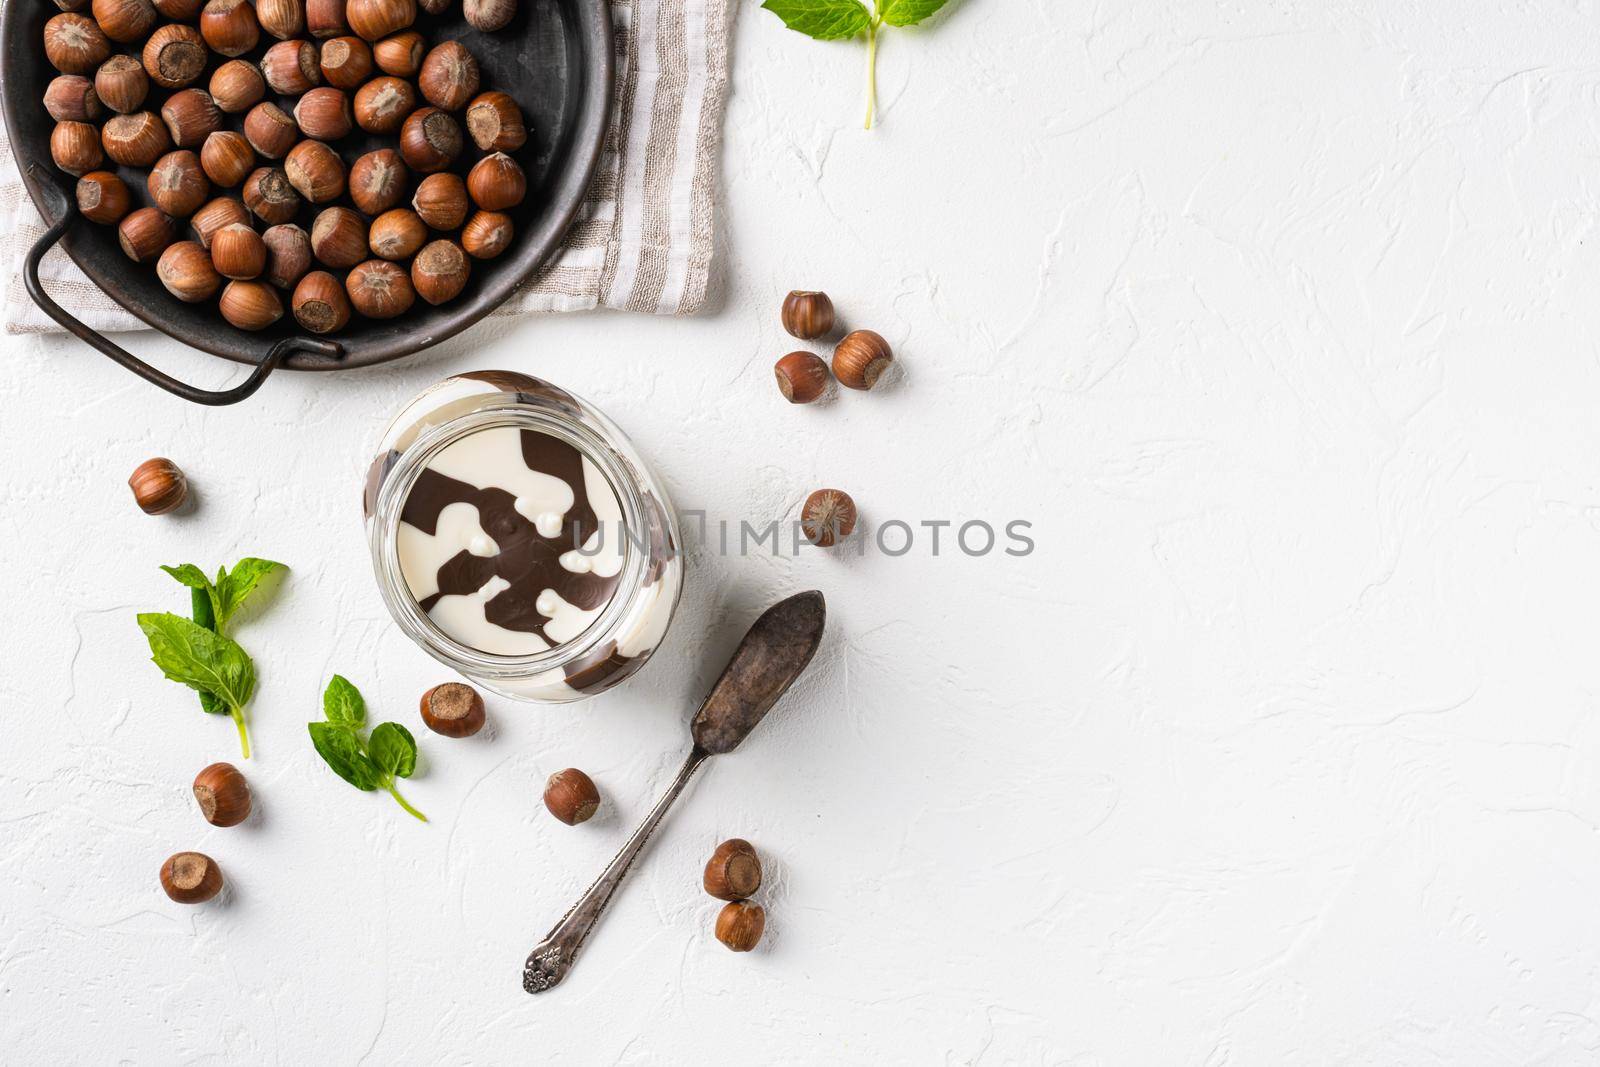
231, 706, 251, 759
864, 18, 879, 129
387, 783, 427, 822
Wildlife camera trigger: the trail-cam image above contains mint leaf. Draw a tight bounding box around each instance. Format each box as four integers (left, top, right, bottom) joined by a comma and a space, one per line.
188, 587, 223, 716
309, 722, 381, 790
161, 564, 213, 591
760, 0, 870, 40
214, 558, 286, 629
323, 673, 366, 728
368, 722, 418, 779
880, 0, 947, 26
136, 612, 256, 711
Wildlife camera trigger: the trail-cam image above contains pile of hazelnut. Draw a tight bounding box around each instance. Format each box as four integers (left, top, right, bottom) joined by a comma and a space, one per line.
42, 0, 528, 334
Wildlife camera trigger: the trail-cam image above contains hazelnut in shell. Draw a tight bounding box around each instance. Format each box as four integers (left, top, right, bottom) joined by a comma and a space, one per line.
291, 269, 350, 332
345, 258, 413, 318
157, 240, 221, 302
256, 0, 303, 38
50, 120, 103, 176
398, 106, 462, 173
781, 290, 834, 340
45, 13, 111, 74
801, 488, 857, 547
191, 196, 251, 248
160, 88, 222, 148
320, 35, 372, 88
262, 39, 321, 95
372, 30, 423, 76
831, 329, 892, 390
160, 851, 223, 903
463, 0, 514, 32
76, 171, 132, 224
460, 210, 512, 259
284, 139, 345, 203
243, 101, 299, 159
262, 223, 313, 287
45, 74, 103, 122
419, 682, 486, 738
147, 149, 210, 217
349, 148, 407, 215
345, 0, 414, 41
129, 457, 187, 514
210, 60, 265, 113
201, 130, 255, 187
714, 901, 765, 952
703, 839, 762, 901
220, 279, 284, 330
466, 151, 525, 211
774, 351, 830, 404
200, 0, 261, 57
418, 40, 478, 111
243, 166, 302, 224
101, 110, 171, 166
543, 768, 599, 826
193, 762, 251, 826
411, 238, 469, 305
306, 0, 347, 37
367, 208, 426, 260
93, 56, 147, 114
91, 0, 157, 43
465, 90, 526, 151
118, 206, 177, 262
411, 171, 467, 230
294, 86, 353, 140
142, 23, 207, 88
352, 75, 415, 134
310, 205, 368, 268
211, 222, 266, 279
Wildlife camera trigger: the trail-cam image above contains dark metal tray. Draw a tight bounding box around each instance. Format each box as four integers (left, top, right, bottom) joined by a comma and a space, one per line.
0, 0, 611, 404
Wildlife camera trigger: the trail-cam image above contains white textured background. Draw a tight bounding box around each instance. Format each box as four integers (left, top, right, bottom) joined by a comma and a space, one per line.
5, 0, 1600, 1061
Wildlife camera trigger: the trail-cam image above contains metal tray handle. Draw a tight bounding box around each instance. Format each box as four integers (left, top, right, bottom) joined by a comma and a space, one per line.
21, 163, 340, 407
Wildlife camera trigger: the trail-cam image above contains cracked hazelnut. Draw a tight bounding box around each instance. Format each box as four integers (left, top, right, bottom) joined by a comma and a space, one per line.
801, 488, 857, 547
201, 130, 255, 187
220, 279, 283, 329
211, 222, 266, 279
782, 290, 834, 340
243, 166, 301, 224
465, 90, 526, 152
831, 329, 892, 390
157, 240, 221, 301
460, 210, 512, 259
284, 138, 345, 202
418, 40, 478, 111
148, 149, 209, 217
91, 0, 157, 42
372, 30, 423, 76
210, 60, 265, 113
101, 110, 171, 166
161, 851, 223, 903
243, 101, 298, 158
306, 0, 347, 37
466, 151, 524, 210
774, 351, 830, 404
319, 34, 371, 88
310, 205, 367, 268
367, 207, 425, 260
419, 682, 485, 737
191, 196, 250, 248
45, 14, 110, 74
294, 86, 352, 140
46, 74, 103, 122
161, 88, 222, 147
118, 206, 177, 262
256, 0, 303, 37
353, 75, 415, 133
703, 839, 762, 901
411, 238, 468, 305
345, 258, 413, 317
200, 0, 261, 57
543, 768, 599, 825
411, 172, 466, 229
349, 148, 407, 215
76, 171, 131, 224
94, 56, 147, 113
346, 0, 414, 40
714, 901, 765, 952
262, 39, 321, 94
463, 0, 513, 32
51, 120, 103, 176
262, 223, 312, 286
291, 269, 350, 332
129, 456, 187, 514
142, 23, 206, 88
193, 762, 251, 826
398, 106, 461, 172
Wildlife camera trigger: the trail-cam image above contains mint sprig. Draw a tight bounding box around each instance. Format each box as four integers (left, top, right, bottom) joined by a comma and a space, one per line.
760, 0, 953, 128
308, 675, 426, 822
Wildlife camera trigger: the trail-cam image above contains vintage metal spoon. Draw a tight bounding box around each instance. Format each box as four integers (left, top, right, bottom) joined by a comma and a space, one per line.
523, 590, 827, 993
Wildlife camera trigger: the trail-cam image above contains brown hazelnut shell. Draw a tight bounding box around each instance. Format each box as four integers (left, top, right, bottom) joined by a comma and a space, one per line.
291, 269, 351, 332
543, 767, 599, 826
702, 839, 762, 901
419, 682, 486, 737
193, 762, 252, 826
129, 456, 187, 514
831, 329, 892, 390
160, 851, 223, 903
714, 901, 765, 952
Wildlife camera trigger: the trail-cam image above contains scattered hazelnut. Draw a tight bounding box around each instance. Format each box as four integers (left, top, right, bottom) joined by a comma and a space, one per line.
128, 456, 187, 514
147, 149, 210, 217
94, 55, 148, 114
242, 101, 298, 158
101, 110, 171, 166
345, 0, 414, 41
398, 106, 461, 172
200, 0, 261, 57
219, 279, 283, 330
193, 762, 251, 826
291, 269, 350, 332
345, 258, 414, 317
200, 130, 255, 187
801, 488, 857, 547
211, 222, 266, 279
76, 170, 131, 224
294, 86, 352, 140
45, 13, 111, 74
156, 239, 221, 302
256, 0, 304, 38
418, 40, 478, 111
160, 88, 222, 147
160, 851, 223, 903
50, 120, 103, 176
831, 329, 892, 390
781, 290, 834, 340
305, 0, 348, 37
261, 39, 321, 95
463, 0, 514, 32
191, 195, 250, 248
284, 138, 346, 202
243, 165, 301, 223
209, 59, 265, 113
367, 207, 426, 260
714, 900, 765, 952
702, 839, 762, 901
91, 0, 157, 42
372, 30, 423, 76
460, 210, 512, 259
774, 351, 830, 404
310, 205, 368, 268
349, 148, 407, 215
142, 23, 206, 88
411, 171, 467, 229
465, 90, 526, 151
319, 35, 372, 89
466, 151, 524, 210
411, 238, 469, 305
117, 206, 177, 262
419, 682, 485, 737
543, 768, 599, 825
352, 75, 415, 134
45, 74, 103, 122
261, 223, 312, 287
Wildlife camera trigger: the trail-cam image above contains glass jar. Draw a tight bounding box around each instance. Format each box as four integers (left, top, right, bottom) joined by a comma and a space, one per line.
364, 371, 682, 703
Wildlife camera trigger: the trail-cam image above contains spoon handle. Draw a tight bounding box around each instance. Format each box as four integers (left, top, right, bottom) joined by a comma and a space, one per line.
523, 747, 709, 993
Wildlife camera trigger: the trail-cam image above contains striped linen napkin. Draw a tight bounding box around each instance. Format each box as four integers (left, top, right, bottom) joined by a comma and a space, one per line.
0, 0, 732, 334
